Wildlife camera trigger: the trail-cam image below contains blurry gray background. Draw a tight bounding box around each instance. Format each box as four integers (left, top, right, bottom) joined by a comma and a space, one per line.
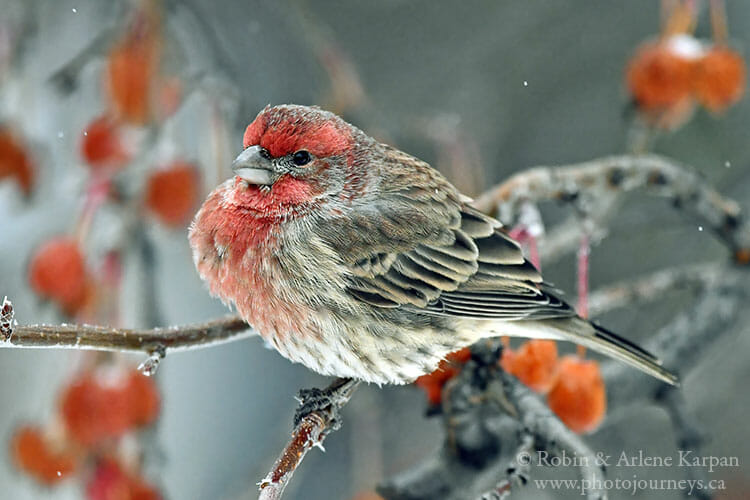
1, 1, 749, 499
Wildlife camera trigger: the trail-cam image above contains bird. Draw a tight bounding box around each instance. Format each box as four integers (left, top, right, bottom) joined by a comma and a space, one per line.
188, 104, 678, 386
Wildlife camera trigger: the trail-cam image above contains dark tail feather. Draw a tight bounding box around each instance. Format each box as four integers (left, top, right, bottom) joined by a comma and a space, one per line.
591, 322, 660, 363
579, 320, 679, 386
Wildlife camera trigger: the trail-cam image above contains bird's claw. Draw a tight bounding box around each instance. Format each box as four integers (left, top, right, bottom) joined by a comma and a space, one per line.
293, 377, 357, 429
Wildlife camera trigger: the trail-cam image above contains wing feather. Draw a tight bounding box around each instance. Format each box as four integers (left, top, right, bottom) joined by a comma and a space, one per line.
322, 145, 574, 321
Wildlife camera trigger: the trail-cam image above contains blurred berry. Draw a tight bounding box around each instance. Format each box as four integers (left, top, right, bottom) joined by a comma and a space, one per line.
124, 372, 160, 427
626, 36, 702, 128
86, 459, 161, 500
694, 46, 746, 113
105, 3, 162, 125
500, 340, 558, 393
60, 371, 160, 447
0, 126, 35, 196
415, 347, 471, 406
144, 161, 200, 228
28, 237, 90, 316
81, 115, 131, 171
546, 356, 606, 434
11, 426, 77, 485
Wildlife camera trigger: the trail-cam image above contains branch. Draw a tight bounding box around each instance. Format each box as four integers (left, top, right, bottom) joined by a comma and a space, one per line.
482, 434, 535, 500
258, 378, 360, 500
380, 342, 606, 500
601, 264, 749, 405
656, 389, 712, 500
473, 154, 750, 261
1, 309, 253, 356
587, 262, 722, 316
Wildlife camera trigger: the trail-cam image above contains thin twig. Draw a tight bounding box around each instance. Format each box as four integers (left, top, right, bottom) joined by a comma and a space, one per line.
258, 378, 361, 500
2, 315, 253, 354
601, 264, 749, 404
587, 262, 722, 316
656, 388, 712, 500
473, 154, 750, 260
499, 370, 607, 500
380, 343, 607, 500
481, 434, 535, 500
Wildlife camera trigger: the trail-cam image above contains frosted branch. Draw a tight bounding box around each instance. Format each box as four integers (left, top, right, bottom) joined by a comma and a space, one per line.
2, 314, 253, 355
258, 378, 360, 500
473, 154, 750, 262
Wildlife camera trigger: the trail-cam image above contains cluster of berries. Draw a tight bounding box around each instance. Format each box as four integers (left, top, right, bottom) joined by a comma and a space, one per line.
416, 340, 606, 435
11, 366, 161, 499
16, 1, 201, 319
626, 0, 745, 129
79, 0, 198, 228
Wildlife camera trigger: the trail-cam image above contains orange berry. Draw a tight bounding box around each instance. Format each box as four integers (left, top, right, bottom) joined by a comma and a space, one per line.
415, 347, 471, 406
107, 44, 158, 125
446, 346, 471, 364
105, 4, 161, 125
60, 370, 160, 447
0, 126, 35, 196
626, 38, 697, 120
81, 115, 131, 171
694, 46, 746, 112
60, 374, 109, 446
28, 237, 89, 316
144, 161, 200, 227
414, 371, 449, 406
500, 340, 558, 393
124, 372, 160, 426
86, 459, 161, 500
546, 356, 606, 434
10, 426, 77, 484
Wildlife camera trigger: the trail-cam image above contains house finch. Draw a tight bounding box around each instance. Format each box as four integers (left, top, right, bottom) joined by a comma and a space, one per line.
189, 105, 677, 386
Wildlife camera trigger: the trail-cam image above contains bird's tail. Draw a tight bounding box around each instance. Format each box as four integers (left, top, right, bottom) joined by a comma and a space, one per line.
491, 317, 679, 385
579, 319, 678, 386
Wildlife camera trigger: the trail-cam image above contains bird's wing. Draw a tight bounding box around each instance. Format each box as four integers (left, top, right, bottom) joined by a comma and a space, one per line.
332, 145, 575, 321
344, 205, 575, 320
330, 146, 678, 385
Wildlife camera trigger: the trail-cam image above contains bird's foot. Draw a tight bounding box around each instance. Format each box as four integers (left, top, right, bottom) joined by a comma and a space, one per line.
293, 377, 359, 429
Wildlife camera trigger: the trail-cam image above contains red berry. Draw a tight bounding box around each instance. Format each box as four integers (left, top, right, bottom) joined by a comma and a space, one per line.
546, 356, 606, 434
28, 237, 90, 316
81, 115, 131, 171
124, 372, 160, 426
106, 4, 161, 125
694, 46, 746, 113
0, 126, 35, 196
144, 161, 200, 227
60, 370, 160, 447
500, 340, 558, 393
626, 39, 695, 111
10, 426, 77, 484
87, 459, 161, 500
60, 374, 109, 446
415, 347, 471, 406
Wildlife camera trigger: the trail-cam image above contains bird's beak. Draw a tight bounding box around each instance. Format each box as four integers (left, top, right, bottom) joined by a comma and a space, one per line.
232, 145, 275, 185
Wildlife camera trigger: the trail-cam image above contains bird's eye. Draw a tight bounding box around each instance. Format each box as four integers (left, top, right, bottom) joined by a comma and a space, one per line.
292, 150, 311, 166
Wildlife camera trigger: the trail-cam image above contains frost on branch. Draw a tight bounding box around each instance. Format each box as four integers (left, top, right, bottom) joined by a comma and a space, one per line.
1, 296, 14, 342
